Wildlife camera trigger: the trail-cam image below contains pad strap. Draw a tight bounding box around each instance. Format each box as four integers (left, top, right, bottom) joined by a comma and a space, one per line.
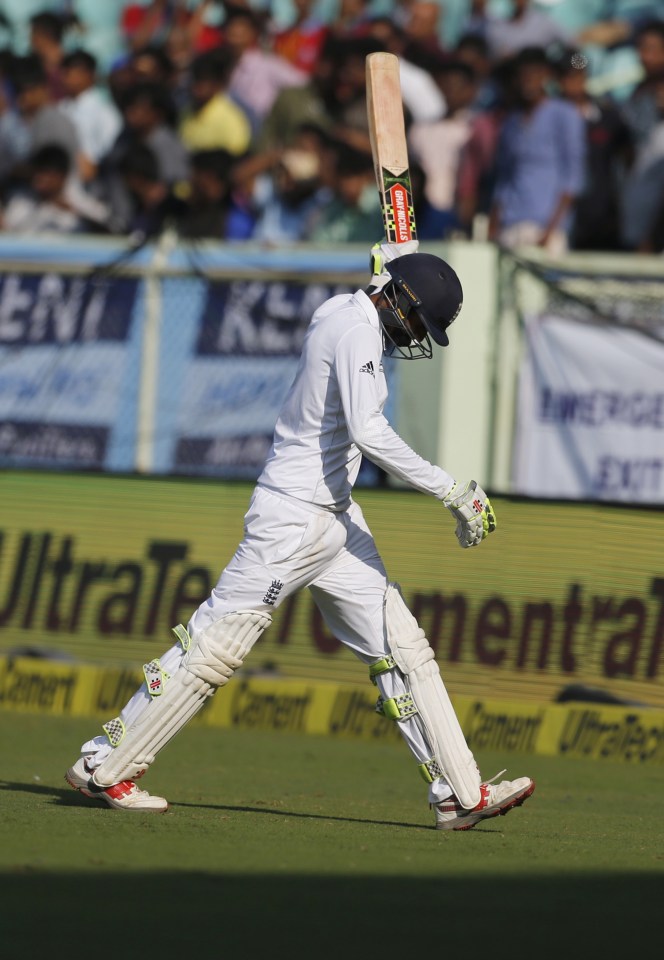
172, 623, 191, 651
418, 758, 446, 783
143, 658, 170, 698
92, 610, 271, 787
368, 654, 397, 685
385, 583, 481, 808
376, 693, 418, 720
102, 716, 126, 748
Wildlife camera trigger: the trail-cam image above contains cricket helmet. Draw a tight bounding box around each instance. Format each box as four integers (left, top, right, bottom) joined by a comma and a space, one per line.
379, 253, 464, 359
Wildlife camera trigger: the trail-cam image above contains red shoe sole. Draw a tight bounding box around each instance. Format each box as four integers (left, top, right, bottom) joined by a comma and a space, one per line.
64, 771, 97, 800
452, 779, 536, 831
65, 770, 169, 813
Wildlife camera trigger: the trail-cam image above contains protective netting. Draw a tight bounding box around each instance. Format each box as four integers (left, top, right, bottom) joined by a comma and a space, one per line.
505, 250, 664, 343
499, 249, 664, 505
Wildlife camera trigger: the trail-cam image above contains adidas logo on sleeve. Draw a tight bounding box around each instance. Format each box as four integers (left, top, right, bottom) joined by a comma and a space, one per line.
359, 360, 375, 376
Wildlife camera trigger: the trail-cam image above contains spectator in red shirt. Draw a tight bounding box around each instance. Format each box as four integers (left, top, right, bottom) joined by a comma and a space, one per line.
273, 0, 329, 75
122, 0, 178, 51
121, 0, 222, 55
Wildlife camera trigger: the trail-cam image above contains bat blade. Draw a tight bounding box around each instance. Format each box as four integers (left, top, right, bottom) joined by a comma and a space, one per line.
366, 51, 417, 244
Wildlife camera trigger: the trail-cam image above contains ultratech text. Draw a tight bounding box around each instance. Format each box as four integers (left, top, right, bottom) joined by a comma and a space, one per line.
2, 529, 664, 683
0, 532, 211, 636
559, 709, 664, 762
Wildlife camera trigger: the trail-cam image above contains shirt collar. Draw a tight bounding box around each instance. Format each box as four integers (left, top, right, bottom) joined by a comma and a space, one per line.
352, 288, 381, 333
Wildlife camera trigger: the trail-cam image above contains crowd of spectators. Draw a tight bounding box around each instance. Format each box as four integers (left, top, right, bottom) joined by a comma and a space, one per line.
0, 0, 664, 254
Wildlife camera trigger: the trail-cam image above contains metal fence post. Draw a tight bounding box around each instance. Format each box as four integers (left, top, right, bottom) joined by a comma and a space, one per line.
135, 229, 176, 473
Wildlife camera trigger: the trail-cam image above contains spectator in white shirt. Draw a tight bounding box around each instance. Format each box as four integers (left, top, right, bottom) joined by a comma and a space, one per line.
1, 143, 110, 234
408, 60, 479, 239
366, 16, 446, 123
13, 55, 79, 168
59, 50, 123, 183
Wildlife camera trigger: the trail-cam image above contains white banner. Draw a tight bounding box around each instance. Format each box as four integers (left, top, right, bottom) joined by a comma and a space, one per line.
514, 314, 664, 503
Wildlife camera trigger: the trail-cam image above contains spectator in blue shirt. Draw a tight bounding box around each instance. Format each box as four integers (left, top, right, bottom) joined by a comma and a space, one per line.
466, 0, 573, 62
620, 70, 664, 250
621, 18, 664, 145
555, 47, 632, 251
176, 149, 256, 241
488, 47, 586, 255
251, 123, 332, 244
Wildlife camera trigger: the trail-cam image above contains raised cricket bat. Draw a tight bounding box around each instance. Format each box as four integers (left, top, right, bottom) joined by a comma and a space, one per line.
366, 52, 417, 244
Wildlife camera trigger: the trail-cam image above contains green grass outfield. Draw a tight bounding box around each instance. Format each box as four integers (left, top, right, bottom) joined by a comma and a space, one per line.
1, 715, 662, 959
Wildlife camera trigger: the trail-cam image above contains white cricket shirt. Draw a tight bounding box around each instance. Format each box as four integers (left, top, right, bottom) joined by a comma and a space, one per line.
258, 290, 454, 511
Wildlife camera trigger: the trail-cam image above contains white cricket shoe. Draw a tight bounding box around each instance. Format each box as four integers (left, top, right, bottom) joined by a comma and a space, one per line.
433, 772, 534, 831
65, 756, 168, 812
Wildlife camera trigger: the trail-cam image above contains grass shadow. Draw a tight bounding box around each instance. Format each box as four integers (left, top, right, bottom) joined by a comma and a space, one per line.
0, 870, 660, 958
1, 778, 431, 830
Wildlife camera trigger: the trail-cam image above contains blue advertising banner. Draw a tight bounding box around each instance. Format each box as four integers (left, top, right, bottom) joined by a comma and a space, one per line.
0, 272, 140, 471
196, 280, 351, 356
0, 273, 135, 344
164, 278, 361, 478
0, 266, 396, 479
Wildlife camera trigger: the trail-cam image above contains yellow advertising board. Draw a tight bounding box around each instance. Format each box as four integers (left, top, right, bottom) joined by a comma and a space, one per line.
1, 471, 663, 707
2, 656, 664, 765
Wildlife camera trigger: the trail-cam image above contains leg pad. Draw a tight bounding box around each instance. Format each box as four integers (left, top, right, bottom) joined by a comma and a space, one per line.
384, 584, 481, 809
91, 610, 271, 787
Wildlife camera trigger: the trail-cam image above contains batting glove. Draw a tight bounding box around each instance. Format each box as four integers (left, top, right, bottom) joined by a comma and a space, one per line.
443, 480, 497, 548
368, 239, 419, 292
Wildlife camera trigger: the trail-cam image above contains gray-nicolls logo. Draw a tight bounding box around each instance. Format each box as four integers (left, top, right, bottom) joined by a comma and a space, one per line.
262, 579, 284, 606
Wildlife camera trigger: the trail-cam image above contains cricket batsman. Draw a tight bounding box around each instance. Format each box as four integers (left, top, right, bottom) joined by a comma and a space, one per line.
65, 244, 535, 830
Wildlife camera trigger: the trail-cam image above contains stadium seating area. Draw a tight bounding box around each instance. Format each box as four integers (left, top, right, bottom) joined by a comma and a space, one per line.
0, 0, 663, 251
0, 1, 654, 82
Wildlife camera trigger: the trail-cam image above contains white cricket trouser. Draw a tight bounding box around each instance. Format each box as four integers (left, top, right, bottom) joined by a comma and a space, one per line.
82, 487, 454, 801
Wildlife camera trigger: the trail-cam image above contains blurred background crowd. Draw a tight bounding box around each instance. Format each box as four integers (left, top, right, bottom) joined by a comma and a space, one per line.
1, 0, 664, 253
